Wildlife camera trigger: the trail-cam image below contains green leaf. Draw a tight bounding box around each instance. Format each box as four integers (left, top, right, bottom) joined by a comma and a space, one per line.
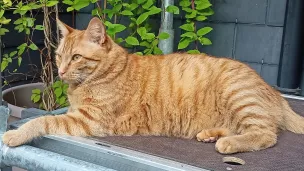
30, 4, 42, 9
73, 1, 90, 10
67, 7, 74, 12
137, 0, 147, 5
54, 88, 63, 97
91, 8, 101, 16
143, 33, 155, 40
113, 4, 122, 12
178, 38, 192, 49
7, 57, 12, 63
185, 10, 197, 19
104, 21, 112, 27
187, 50, 200, 54
0, 18, 11, 25
3, 0, 12, 6
153, 47, 163, 55
179, 23, 194, 32
180, 32, 196, 38
30, 94, 36, 101
122, 3, 130, 7
196, 16, 207, 21
152, 39, 159, 46
112, 24, 126, 33
1, 61, 8, 72
0, 10, 4, 18
166, 5, 179, 14
121, 10, 133, 15
52, 81, 61, 88
129, 3, 138, 11
46, 1, 59, 7
198, 7, 214, 16
0, 28, 9, 36
9, 51, 17, 57
25, 28, 30, 35
26, 18, 35, 27
29, 43, 38, 50
182, 7, 193, 13
32, 89, 41, 94
144, 48, 152, 54
59, 96, 66, 105
137, 27, 147, 37
126, 36, 139, 45
20, 6, 31, 11
35, 25, 44, 30
147, 6, 162, 15
199, 37, 212, 45
18, 43, 27, 49
136, 13, 149, 25
140, 41, 151, 48
179, 1, 191, 7
159, 32, 170, 40
115, 38, 124, 43
63, 0, 73, 5
14, 18, 23, 25
197, 27, 213, 36
196, 2, 212, 10
135, 52, 143, 55
33, 95, 41, 103
17, 43, 27, 55
142, 0, 153, 9
18, 57, 22, 66
63, 84, 69, 93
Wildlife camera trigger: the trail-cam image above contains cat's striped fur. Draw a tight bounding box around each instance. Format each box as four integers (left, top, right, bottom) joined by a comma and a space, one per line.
3, 17, 304, 154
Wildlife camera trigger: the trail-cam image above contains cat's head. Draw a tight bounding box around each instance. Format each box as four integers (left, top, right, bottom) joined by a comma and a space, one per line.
55, 17, 111, 84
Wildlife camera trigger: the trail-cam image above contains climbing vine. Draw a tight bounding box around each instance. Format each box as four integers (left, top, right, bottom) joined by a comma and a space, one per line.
62, 0, 214, 55
0, 0, 214, 110
178, 0, 214, 54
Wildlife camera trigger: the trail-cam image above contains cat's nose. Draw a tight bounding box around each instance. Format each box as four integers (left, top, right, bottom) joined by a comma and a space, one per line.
59, 70, 66, 77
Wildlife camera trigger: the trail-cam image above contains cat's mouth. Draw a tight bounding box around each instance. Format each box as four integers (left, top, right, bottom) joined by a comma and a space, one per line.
60, 75, 84, 85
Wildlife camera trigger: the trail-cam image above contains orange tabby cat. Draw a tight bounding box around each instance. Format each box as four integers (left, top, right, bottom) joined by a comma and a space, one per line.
3, 17, 304, 154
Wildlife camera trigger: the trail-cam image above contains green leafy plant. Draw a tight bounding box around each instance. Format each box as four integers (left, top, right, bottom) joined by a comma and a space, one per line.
63, 0, 214, 55
0, 0, 67, 111
32, 80, 69, 110
178, 0, 214, 54
1, 0, 214, 111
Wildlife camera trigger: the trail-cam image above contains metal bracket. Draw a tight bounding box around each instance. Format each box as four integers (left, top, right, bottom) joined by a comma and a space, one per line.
0, 106, 11, 169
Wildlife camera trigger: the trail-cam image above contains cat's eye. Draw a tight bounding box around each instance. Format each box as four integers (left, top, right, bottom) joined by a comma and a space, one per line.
56, 53, 62, 58
72, 54, 82, 61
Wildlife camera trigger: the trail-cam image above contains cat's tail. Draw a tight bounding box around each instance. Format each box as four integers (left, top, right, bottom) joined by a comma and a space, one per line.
282, 100, 304, 134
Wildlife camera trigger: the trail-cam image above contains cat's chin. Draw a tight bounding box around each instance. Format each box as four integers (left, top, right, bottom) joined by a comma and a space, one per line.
60, 79, 73, 85
62, 79, 83, 85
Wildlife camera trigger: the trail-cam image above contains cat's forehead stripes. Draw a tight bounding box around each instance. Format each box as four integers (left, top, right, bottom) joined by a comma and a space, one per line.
57, 30, 84, 55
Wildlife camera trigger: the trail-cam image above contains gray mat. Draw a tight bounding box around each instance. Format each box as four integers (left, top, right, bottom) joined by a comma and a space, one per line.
96, 98, 304, 171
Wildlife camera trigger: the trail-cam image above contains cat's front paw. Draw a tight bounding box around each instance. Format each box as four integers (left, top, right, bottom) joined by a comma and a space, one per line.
196, 130, 217, 143
215, 137, 238, 154
2, 130, 29, 147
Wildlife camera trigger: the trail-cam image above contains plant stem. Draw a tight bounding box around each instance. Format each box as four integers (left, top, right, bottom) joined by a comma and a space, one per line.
103, 0, 107, 19
191, 0, 198, 50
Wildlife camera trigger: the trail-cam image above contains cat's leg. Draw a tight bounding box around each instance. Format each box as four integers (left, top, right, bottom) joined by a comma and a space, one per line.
215, 124, 277, 154
196, 128, 231, 143
2, 107, 104, 147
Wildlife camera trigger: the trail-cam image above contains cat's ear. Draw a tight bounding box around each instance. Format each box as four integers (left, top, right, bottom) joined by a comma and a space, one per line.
84, 17, 106, 45
56, 18, 74, 37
